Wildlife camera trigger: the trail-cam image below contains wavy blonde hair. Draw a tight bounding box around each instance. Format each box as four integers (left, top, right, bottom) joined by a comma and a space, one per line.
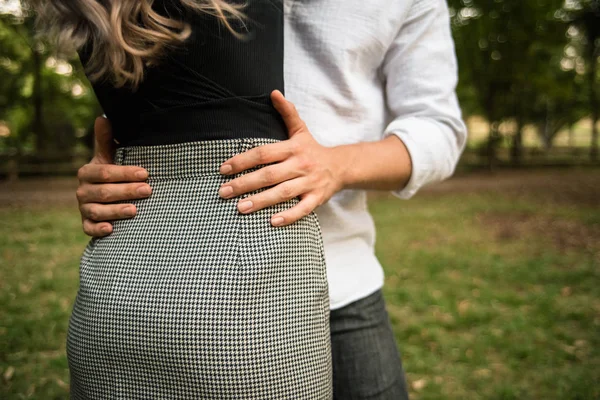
31, 0, 246, 88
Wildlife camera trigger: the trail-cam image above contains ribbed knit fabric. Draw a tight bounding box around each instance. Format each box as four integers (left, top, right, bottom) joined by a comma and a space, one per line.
82, 0, 287, 146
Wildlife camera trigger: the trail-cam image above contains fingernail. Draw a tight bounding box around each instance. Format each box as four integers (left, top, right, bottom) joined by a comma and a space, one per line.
122, 206, 135, 217
218, 185, 233, 198
271, 217, 285, 227
238, 201, 253, 213
220, 164, 232, 174
101, 225, 112, 234
135, 170, 148, 180
138, 186, 151, 196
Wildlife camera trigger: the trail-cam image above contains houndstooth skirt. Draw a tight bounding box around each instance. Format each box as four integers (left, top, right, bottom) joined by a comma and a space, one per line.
67, 138, 332, 399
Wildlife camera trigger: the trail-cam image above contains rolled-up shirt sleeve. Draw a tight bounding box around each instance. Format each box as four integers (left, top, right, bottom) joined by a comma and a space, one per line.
382, 0, 468, 199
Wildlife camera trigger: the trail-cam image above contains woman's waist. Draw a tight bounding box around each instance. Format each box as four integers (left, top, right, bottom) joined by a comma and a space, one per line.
111, 97, 288, 147
115, 137, 282, 180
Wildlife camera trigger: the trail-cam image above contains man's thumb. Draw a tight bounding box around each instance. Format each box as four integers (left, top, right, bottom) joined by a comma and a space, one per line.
271, 90, 306, 137
93, 116, 116, 164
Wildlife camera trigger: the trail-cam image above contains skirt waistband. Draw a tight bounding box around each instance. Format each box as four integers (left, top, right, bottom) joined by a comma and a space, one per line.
114, 138, 281, 179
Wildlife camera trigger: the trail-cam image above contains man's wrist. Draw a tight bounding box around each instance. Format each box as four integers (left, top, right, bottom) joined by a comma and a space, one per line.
329, 144, 360, 190
329, 136, 412, 192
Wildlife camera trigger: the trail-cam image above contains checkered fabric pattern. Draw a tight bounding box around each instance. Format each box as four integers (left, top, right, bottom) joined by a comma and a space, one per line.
67, 138, 332, 399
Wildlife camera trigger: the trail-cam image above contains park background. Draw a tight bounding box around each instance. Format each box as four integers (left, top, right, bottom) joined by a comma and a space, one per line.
0, 0, 598, 398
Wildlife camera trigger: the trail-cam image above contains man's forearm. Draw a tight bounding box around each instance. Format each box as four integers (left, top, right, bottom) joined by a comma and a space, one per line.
332, 135, 412, 192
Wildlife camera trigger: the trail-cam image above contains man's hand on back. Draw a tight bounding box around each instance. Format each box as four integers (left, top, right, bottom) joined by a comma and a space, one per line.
77, 117, 151, 237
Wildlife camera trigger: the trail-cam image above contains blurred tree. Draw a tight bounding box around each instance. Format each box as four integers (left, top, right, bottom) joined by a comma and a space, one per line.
565, 0, 600, 160
0, 7, 99, 157
0, 0, 596, 172
530, 68, 588, 150
0, 11, 32, 153
448, 0, 590, 166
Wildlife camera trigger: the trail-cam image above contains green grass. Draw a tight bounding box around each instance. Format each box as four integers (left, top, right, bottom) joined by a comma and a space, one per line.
374, 192, 599, 399
1, 209, 85, 399
1, 178, 599, 399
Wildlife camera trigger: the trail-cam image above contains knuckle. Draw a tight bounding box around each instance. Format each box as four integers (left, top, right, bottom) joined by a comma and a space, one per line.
279, 183, 294, 200
129, 185, 140, 198
230, 179, 242, 192
76, 187, 86, 201
288, 141, 300, 153
231, 179, 247, 195
98, 166, 110, 182
256, 147, 268, 164
296, 156, 314, 172
97, 187, 110, 202
77, 165, 87, 181
226, 158, 238, 171
78, 203, 89, 218
263, 169, 276, 184
87, 205, 101, 221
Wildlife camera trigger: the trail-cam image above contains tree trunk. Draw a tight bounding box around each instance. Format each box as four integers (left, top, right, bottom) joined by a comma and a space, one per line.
591, 75, 598, 161
543, 98, 553, 151
31, 42, 48, 154
589, 30, 598, 162
591, 112, 598, 162
568, 124, 575, 148
487, 122, 499, 171
484, 90, 498, 171
7, 154, 19, 182
511, 116, 524, 166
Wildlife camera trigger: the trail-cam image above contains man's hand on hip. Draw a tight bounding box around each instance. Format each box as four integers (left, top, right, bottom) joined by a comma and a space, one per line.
218, 91, 346, 227
77, 117, 151, 237
217, 91, 413, 227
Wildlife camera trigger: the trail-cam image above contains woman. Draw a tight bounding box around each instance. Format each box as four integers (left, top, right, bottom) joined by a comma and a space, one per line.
33, 0, 332, 398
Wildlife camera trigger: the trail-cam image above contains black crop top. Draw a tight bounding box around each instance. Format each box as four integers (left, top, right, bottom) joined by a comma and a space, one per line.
80, 0, 287, 146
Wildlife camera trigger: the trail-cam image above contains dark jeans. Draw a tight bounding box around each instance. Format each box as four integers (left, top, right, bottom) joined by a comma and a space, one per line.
330, 290, 409, 400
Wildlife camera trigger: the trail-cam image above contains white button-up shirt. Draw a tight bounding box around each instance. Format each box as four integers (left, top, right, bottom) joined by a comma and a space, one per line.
284, 0, 467, 309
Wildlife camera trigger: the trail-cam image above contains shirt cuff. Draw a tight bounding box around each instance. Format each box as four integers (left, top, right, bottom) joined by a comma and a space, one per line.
383, 116, 456, 200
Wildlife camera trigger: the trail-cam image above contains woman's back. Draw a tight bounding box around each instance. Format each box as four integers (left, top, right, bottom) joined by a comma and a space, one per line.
83, 0, 288, 146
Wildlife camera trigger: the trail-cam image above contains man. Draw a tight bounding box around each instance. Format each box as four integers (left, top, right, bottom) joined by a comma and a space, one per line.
75, 0, 467, 398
